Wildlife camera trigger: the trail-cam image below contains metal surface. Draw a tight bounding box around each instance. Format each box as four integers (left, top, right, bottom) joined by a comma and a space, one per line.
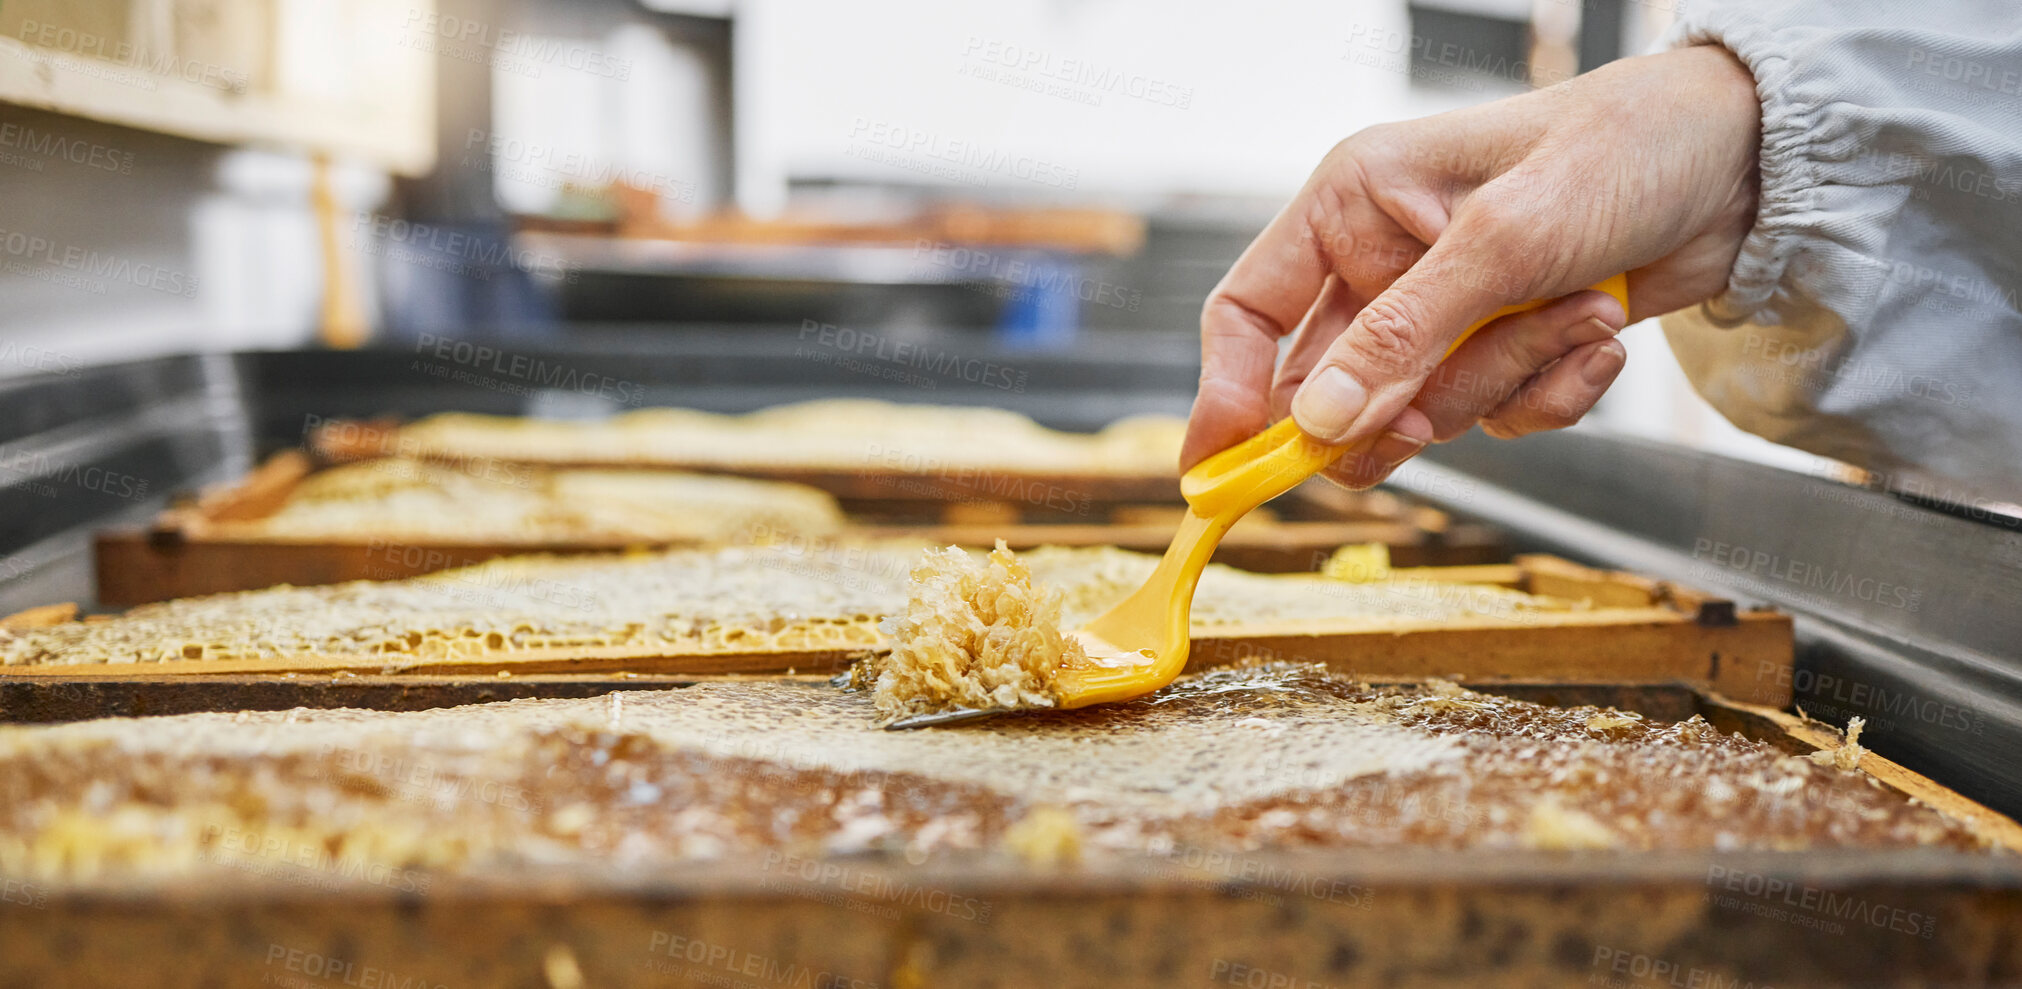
1400, 429, 2022, 820
0, 339, 1197, 613
0, 355, 248, 615
235, 328, 1197, 449
883, 706, 1004, 730
522, 233, 1065, 285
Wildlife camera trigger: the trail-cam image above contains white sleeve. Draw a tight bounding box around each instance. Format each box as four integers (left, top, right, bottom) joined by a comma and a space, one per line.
1656, 0, 2022, 502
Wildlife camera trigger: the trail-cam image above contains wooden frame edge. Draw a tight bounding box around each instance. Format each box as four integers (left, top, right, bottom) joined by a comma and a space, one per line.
1697, 688, 2022, 854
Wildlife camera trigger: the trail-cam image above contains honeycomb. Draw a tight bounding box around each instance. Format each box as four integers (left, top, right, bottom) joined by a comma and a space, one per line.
0, 667, 1985, 886
871, 541, 1085, 726
1, 544, 913, 667
2, 543, 1553, 668
203, 459, 845, 545
388, 399, 1187, 476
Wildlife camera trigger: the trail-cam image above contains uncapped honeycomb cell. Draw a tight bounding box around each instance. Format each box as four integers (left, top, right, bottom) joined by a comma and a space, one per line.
1, 543, 1554, 668
0, 544, 915, 667
203, 460, 845, 545
871, 541, 1085, 726
0, 667, 1986, 886
389, 399, 1188, 476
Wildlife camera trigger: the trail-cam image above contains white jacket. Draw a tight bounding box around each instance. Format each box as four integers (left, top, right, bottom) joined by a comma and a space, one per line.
1658, 0, 2022, 505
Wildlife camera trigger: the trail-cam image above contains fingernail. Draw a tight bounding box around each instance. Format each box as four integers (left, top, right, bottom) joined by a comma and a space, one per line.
1292, 367, 1368, 442
1580, 341, 1627, 386
1563, 316, 1617, 349
1370, 429, 1428, 466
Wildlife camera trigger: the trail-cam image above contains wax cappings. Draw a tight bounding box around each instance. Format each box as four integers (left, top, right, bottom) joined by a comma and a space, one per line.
0, 666, 1981, 884
4, 544, 1549, 667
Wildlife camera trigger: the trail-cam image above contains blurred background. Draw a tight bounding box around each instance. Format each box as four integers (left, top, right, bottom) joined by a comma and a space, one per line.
0, 0, 1820, 471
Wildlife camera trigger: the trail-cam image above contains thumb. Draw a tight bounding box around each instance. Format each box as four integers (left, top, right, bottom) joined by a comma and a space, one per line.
1289, 227, 1529, 446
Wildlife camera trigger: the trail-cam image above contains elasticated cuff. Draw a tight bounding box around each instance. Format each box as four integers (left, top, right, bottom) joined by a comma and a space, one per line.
1662, 11, 1827, 324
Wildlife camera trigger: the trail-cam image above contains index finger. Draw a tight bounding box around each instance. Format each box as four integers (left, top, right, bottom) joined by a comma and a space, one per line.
1183, 200, 1338, 470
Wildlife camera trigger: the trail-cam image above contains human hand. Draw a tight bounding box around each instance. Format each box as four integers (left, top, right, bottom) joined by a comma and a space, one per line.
1184, 45, 1761, 488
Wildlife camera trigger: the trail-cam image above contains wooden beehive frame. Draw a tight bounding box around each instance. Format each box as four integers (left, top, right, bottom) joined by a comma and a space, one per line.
91, 450, 1502, 605
18, 553, 1793, 705
0, 681, 2016, 989
308, 417, 1488, 538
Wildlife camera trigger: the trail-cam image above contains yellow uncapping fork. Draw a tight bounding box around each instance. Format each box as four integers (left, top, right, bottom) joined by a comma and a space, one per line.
887, 274, 1629, 729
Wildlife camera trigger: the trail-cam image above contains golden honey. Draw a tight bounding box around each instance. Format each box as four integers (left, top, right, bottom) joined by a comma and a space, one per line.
0, 666, 1980, 886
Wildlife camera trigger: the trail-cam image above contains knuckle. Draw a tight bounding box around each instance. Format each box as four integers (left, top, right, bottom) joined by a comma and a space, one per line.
1199, 293, 1238, 333
1201, 294, 1278, 342
1322, 134, 1361, 168
1344, 298, 1433, 379
1464, 191, 1535, 235
1332, 123, 1395, 161
1302, 186, 1350, 255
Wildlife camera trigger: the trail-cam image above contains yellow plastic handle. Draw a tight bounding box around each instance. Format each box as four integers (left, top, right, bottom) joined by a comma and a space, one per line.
1181, 274, 1628, 518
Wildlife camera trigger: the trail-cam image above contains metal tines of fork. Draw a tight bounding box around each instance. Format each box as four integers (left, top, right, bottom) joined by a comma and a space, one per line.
881, 707, 1007, 730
